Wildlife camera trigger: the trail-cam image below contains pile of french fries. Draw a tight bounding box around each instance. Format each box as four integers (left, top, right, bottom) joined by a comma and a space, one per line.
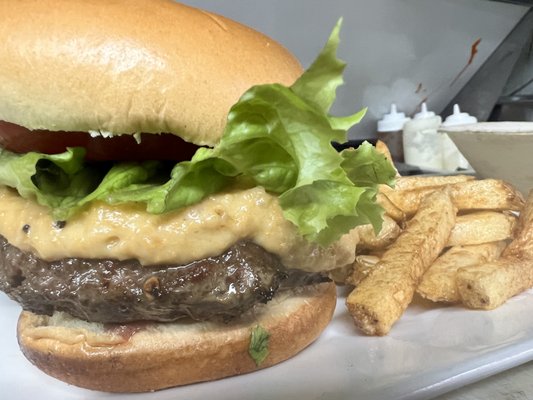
341, 142, 532, 336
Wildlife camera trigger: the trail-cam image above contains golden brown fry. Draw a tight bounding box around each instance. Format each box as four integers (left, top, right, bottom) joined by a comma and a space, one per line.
357, 215, 401, 251
386, 179, 524, 216
376, 192, 406, 223
394, 175, 475, 191
417, 242, 506, 303
457, 191, 533, 309
457, 257, 533, 310
346, 189, 457, 336
447, 211, 517, 247
346, 255, 380, 286
503, 190, 533, 259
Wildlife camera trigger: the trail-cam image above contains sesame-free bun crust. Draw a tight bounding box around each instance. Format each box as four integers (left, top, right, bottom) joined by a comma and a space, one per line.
0, 0, 302, 146
17, 283, 336, 393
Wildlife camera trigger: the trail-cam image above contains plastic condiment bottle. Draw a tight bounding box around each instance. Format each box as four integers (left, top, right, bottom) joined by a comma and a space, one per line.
402, 102, 443, 170
441, 104, 477, 171
377, 104, 410, 162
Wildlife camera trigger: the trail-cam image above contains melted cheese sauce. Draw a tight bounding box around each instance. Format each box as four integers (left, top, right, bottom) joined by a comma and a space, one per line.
0, 185, 358, 272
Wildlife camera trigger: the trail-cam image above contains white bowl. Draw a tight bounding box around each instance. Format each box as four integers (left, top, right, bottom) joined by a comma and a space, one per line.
440, 122, 533, 195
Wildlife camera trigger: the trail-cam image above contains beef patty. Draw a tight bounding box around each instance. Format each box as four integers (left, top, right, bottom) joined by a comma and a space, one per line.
0, 235, 327, 323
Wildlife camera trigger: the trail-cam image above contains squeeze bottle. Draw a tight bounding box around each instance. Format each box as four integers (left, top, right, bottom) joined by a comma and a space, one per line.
377, 104, 410, 163
402, 103, 442, 170
441, 104, 477, 171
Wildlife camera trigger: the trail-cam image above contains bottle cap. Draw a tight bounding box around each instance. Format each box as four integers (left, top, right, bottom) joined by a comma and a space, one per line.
413, 102, 436, 119
442, 104, 478, 126
377, 104, 410, 132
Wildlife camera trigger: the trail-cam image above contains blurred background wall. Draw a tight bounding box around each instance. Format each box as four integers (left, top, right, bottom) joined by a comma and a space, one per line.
180, 0, 530, 139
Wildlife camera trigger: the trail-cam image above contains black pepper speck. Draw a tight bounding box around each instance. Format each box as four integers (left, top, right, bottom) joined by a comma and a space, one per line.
53, 221, 67, 229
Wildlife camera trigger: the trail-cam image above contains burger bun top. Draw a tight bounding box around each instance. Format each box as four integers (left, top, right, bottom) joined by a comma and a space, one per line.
0, 0, 303, 146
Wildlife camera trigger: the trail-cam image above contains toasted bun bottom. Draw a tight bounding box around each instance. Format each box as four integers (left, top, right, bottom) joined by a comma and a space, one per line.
17, 282, 336, 393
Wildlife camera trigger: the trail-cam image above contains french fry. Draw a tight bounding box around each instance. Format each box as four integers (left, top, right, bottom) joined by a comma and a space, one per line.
357, 215, 401, 251
394, 174, 475, 191
346, 188, 456, 335
417, 241, 506, 303
385, 179, 524, 216
503, 190, 533, 259
447, 211, 517, 247
376, 192, 406, 223
457, 191, 533, 310
346, 255, 380, 286
456, 258, 533, 310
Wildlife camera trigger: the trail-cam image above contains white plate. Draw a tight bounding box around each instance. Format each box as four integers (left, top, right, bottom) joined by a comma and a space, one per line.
2, 288, 533, 400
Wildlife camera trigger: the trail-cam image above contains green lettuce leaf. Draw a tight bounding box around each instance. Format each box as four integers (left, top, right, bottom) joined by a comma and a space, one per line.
0, 147, 103, 213
291, 18, 346, 113
341, 142, 396, 188
0, 20, 396, 245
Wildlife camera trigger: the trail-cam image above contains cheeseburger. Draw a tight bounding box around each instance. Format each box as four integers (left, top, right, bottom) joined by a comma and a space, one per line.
0, 0, 394, 392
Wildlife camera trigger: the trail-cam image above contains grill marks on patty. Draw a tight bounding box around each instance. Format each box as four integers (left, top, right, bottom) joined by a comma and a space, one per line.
0, 236, 327, 323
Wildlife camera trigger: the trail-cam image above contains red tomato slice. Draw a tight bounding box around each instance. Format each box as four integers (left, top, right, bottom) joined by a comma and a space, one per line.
0, 121, 200, 161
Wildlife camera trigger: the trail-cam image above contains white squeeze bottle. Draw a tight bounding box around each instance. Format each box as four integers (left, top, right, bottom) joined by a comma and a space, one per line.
402, 102, 443, 170
377, 104, 410, 163
441, 104, 477, 171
